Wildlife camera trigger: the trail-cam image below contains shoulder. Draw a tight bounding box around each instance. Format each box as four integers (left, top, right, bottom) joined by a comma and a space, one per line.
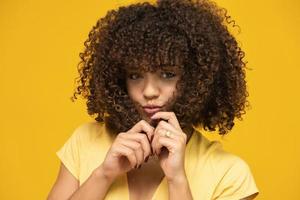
194, 130, 251, 172
190, 130, 259, 199
70, 121, 105, 140
72, 121, 104, 135
64, 121, 108, 149
211, 153, 259, 199
211, 151, 254, 184
210, 145, 250, 173
201, 135, 254, 182
203, 140, 259, 199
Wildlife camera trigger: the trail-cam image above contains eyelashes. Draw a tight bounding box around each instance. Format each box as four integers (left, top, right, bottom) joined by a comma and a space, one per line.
127, 71, 177, 80
127, 73, 140, 80
161, 72, 176, 79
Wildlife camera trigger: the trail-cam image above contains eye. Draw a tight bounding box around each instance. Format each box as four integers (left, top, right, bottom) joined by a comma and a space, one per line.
127, 73, 141, 80
161, 71, 176, 79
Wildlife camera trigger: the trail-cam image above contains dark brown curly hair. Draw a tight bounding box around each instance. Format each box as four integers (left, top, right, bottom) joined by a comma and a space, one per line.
71, 0, 250, 135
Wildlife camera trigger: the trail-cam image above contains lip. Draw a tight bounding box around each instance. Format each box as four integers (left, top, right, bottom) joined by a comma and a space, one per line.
142, 105, 163, 115
143, 104, 163, 108
143, 107, 162, 115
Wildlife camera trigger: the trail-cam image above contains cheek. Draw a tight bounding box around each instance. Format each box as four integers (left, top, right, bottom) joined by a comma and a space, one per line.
166, 83, 179, 96
126, 85, 140, 101
163, 83, 181, 106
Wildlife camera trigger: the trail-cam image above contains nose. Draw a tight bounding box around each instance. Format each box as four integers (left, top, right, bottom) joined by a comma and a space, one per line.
143, 75, 160, 99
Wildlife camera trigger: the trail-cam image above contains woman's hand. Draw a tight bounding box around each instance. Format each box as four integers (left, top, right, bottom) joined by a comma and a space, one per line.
150, 111, 188, 182
100, 120, 154, 181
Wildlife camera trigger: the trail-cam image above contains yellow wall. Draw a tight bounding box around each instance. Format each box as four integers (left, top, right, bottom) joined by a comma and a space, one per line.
0, 0, 299, 199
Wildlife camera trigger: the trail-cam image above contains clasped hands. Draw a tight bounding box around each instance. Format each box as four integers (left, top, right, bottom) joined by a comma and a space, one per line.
126, 111, 188, 180
101, 111, 189, 182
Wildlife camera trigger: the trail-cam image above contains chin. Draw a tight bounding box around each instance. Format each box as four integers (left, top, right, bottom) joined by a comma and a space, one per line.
138, 112, 155, 126
144, 114, 163, 127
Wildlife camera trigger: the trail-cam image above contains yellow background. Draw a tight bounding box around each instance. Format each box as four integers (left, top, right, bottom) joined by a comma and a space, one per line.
0, 0, 299, 199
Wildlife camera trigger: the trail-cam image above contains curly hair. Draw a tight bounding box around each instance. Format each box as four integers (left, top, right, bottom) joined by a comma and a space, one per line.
71, 0, 250, 135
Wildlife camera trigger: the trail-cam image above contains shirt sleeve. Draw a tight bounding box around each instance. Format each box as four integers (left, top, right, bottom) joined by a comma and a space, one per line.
212, 157, 259, 200
56, 127, 82, 180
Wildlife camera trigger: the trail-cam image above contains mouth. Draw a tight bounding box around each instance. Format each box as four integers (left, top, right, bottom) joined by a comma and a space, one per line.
142, 105, 163, 116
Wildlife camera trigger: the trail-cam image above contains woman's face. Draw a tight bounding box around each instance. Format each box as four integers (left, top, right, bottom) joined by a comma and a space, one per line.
126, 67, 182, 124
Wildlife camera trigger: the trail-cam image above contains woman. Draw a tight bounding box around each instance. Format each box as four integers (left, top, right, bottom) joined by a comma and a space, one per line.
47, 0, 259, 199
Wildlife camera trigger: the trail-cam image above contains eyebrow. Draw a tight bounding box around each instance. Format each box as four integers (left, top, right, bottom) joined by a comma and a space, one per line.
125, 68, 143, 73
161, 66, 180, 70
160, 66, 183, 73
125, 65, 182, 73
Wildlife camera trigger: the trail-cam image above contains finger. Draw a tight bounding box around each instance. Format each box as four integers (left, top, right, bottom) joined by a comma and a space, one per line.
150, 112, 181, 130
122, 133, 152, 159
156, 137, 176, 155
120, 139, 144, 167
152, 128, 184, 155
157, 128, 187, 144
156, 120, 181, 136
114, 144, 137, 169
151, 127, 165, 156
128, 120, 155, 141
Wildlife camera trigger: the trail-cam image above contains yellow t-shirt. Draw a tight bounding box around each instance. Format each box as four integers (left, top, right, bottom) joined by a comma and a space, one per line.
56, 121, 259, 200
